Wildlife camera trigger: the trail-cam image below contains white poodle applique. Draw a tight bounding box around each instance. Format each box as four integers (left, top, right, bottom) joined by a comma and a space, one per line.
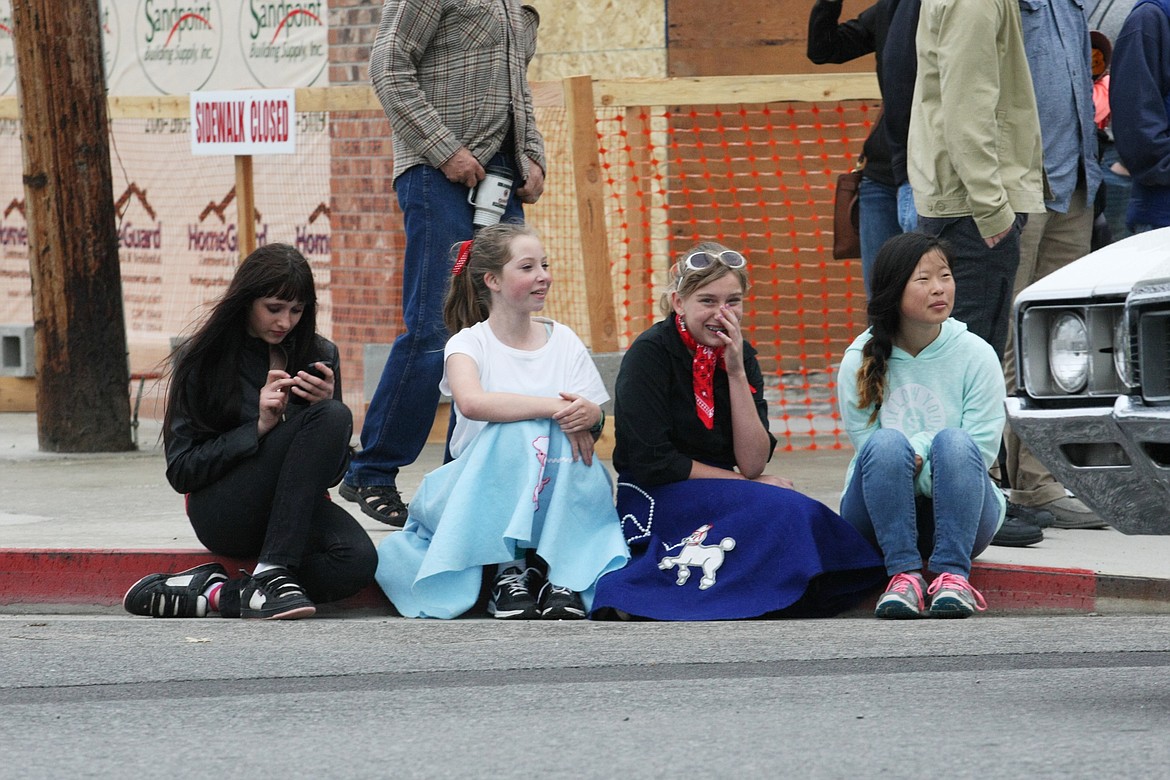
658, 523, 736, 590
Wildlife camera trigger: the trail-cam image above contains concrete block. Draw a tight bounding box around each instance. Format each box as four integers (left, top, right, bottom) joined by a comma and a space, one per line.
591, 351, 624, 413
0, 325, 34, 378
363, 343, 392, 403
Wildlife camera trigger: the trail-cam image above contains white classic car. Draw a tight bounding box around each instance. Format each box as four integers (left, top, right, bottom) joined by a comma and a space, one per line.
1007, 227, 1170, 535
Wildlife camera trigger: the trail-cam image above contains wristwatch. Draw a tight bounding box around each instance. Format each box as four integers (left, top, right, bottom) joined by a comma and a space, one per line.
589, 409, 606, 436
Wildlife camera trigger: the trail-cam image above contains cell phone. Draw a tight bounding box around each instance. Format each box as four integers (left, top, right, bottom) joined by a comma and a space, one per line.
304, 360, 333, 380
290, 361, 333, 404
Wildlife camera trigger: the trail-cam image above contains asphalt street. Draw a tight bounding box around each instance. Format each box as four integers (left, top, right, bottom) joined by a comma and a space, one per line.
3, 614, 1168, 778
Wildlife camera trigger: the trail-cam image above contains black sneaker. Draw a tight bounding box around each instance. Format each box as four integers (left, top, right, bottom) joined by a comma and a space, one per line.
990, 514, 1044, 547
1006, 501, 1056, 529
538, 580, 586, 620
488, 567, 540, 620
123, 562, 228, 618
239, 568, 316, 620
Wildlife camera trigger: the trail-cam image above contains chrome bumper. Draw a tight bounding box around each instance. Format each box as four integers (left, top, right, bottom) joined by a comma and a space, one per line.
1006, 396, 1170, 535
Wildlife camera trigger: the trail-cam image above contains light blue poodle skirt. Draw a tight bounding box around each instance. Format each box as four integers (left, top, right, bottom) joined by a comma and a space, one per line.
375, 419, 630, 618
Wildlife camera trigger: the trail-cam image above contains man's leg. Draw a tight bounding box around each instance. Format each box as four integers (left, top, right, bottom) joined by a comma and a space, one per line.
1003, 187, 1106, 527
858, 177, 904, 299
347, 165, 473, 490
347, 154, 527, 491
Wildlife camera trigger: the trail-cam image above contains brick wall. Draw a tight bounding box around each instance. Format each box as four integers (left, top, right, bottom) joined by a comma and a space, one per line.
328, 1, 400, 417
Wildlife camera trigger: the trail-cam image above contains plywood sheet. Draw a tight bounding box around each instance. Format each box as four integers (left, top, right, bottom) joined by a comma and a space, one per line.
527, 0, 667, 80
667, 0, 876, 77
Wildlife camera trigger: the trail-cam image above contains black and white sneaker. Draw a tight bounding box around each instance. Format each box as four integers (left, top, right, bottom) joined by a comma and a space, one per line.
239, 568, 316, 620
538, 580, 586, 620
488, 567, 540, 620
123, 562, 228, 618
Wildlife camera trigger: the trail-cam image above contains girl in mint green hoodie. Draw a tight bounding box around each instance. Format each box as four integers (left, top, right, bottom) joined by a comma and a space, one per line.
837, 232, 1006, 619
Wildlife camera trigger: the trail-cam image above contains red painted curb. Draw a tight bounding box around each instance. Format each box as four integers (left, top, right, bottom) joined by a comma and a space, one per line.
970, 562, 1098, 613
0, 549, 393, 613
0, 549, 1162, 615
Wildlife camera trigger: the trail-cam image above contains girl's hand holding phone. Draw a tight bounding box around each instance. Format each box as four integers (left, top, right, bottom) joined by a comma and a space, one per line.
291, 360, 335, 405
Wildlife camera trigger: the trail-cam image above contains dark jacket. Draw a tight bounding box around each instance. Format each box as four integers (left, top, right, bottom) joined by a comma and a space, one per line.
807, 0, 901, 187
165, 334, 342, 494
882, 0, 920, 187
1111, 0, 1170, 227
613, 316, 776, 486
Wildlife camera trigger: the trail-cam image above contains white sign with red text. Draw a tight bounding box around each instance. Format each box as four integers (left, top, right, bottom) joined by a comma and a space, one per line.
190, 88, 295, 155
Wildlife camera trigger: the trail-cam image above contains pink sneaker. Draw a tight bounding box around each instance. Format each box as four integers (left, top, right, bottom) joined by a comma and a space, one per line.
927, 572, 988, 618
875, 572, 927, 619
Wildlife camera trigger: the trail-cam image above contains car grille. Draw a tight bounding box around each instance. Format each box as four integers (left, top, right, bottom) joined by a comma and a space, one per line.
1130, 281, 1170, 404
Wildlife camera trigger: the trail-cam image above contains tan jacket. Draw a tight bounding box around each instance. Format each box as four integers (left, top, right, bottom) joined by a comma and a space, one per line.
909, 0, 1046, 237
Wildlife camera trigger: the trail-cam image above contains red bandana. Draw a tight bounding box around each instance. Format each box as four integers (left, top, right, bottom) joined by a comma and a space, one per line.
675, 315, 724, 429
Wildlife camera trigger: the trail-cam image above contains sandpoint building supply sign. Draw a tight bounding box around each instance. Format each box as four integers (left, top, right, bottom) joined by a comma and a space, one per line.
191, 89, 295, 155
0, 0, 328, 98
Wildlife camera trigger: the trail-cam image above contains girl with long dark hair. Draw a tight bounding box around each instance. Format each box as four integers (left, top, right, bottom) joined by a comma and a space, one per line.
123, 243, 376, 620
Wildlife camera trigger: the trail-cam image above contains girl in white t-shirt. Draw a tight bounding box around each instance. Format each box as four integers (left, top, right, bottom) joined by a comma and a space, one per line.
374, 223, 628, 620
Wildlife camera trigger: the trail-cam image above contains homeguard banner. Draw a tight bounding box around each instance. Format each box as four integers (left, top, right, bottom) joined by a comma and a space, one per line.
0, 0, 331, 348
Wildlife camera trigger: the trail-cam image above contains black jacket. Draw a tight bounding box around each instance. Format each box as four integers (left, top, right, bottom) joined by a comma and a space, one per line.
881, 0, 920, 186
164, 334, 342, 494
807, 0, 902, 187
613, 316, 776, 486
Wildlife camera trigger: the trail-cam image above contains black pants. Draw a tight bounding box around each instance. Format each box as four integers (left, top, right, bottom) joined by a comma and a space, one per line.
917, 213, 1025, 361
187, 399, 376, 605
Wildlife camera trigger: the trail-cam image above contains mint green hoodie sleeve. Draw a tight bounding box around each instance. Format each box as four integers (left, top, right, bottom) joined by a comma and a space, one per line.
960, 338, 1007, 469
910, 430, 936, 496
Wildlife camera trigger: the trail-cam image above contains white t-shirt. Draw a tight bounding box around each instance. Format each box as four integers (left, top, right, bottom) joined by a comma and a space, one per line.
441, 317, 609, 459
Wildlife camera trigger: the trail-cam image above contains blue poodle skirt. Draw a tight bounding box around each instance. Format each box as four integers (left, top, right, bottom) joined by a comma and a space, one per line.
375, 420, 629, 618
590, 479, 885, 620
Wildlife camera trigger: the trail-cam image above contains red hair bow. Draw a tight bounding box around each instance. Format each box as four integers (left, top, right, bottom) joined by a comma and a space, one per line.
452, 240, 473, 276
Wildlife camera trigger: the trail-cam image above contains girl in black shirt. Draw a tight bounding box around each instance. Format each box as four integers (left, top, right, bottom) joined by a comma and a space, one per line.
123, 244, 376, 620
592, 243, 884, 620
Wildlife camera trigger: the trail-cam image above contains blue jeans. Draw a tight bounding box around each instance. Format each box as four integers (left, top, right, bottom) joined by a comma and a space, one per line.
347, 152, 525, 487
1100, 142, 1132, 242
896, 182, 916, 234
858, 177, 906, 298
839, 428, 1001, 578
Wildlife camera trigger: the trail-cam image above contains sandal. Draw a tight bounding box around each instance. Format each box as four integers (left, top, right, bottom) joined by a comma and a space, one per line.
339, 482, 408, 528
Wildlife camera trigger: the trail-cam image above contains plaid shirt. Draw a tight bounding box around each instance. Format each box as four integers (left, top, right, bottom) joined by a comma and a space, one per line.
371, 0, 546, 184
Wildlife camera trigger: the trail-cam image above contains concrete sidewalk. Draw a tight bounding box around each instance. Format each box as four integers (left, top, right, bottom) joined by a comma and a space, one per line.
2, 412, 1168, 615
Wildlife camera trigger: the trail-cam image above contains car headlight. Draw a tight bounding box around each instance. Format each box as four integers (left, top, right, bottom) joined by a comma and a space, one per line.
1019, 302, 1125, 400
1049, 313, 1089, 393
1113, 313, 1133, 387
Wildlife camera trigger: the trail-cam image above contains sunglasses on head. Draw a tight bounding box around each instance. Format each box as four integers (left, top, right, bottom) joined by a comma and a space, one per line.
680, 249, 747, 273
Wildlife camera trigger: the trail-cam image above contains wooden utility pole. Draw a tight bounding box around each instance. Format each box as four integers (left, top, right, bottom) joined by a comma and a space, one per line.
11, 0, 132, 451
